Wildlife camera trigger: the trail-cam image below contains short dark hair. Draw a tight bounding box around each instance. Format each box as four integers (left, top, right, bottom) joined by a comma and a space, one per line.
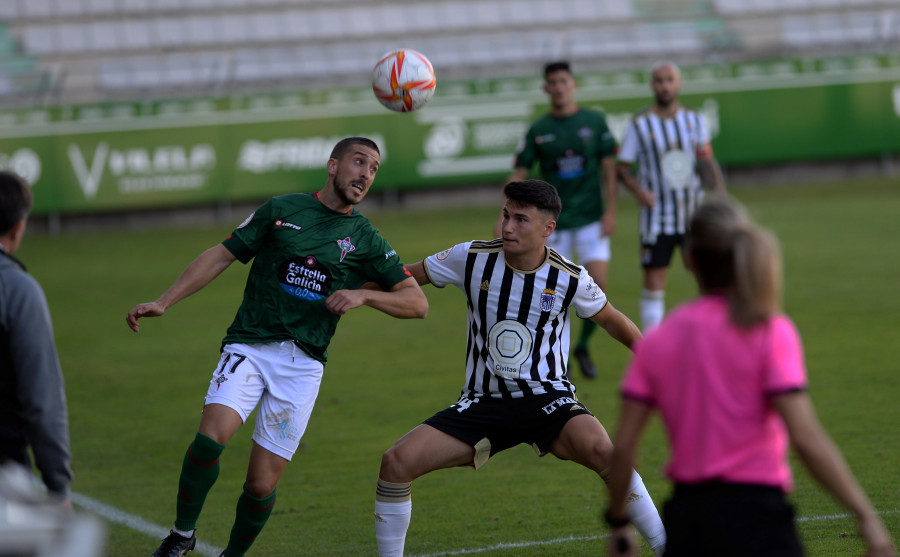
543, 61, 572, 78
330, 137, 380, 161
503, 179, 561, 221
0, 171, 32, 236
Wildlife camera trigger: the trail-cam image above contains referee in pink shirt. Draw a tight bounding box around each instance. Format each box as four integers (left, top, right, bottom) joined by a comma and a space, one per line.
604, 195, 895, 556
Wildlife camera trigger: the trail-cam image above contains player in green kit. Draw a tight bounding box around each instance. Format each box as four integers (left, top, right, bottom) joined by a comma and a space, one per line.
126, 137, 428, 557
501, 61, 619, 379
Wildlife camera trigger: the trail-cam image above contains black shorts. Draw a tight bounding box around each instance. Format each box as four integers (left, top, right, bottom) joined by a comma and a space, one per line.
641, 233, 684, 269
424, 392, 594, 468
663, 482, 804, 557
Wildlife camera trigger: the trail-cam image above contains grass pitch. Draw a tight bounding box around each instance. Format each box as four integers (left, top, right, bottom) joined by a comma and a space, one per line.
19, 176, 899, 556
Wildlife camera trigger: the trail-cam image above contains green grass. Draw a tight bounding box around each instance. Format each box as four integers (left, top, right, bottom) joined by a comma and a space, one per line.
18, 177, 900, 556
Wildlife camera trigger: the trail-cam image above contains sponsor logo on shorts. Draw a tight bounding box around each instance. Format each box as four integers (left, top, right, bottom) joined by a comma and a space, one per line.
384, 249, 397, 259
542, 396, 578, 415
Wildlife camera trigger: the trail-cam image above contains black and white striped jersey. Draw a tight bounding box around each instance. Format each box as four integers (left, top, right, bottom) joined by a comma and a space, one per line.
423, 239, 608, 400
618, 107, 713, 243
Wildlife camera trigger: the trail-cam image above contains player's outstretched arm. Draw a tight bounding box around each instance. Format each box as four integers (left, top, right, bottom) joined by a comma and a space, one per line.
773, 393, 897, 557
590, 301, 642, 351
126, 243, 237, 332
326, 276, 427, 319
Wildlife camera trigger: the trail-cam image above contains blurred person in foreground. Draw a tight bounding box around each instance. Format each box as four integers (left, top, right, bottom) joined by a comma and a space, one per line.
617, 60, 725, 332
376, 180, 666, 557
502, 60, 620, 379
127, 137, 427, 557
605, 195, 896, 557
0, 170, 72, 508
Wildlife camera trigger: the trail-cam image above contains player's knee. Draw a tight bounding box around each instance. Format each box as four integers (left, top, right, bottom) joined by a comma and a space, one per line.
379, 446, 408, 483
244, 478, 277, 499
587, 437, 615, 472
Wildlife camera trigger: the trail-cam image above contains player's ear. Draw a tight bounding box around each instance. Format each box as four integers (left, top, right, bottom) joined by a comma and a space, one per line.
543, 219, 556, 238
326, 157, 338, 175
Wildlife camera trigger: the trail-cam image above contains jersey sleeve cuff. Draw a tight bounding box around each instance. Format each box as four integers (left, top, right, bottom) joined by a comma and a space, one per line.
222, 235, 254, 263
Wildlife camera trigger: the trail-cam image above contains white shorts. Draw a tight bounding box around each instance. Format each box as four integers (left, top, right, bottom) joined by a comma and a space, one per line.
546, 221, 610, 264
204, 341, 323, 461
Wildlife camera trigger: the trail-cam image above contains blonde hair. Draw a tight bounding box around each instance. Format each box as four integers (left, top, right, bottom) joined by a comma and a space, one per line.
687, 195, 782, 327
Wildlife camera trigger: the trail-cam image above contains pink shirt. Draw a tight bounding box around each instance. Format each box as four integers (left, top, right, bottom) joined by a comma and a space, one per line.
621, 295, 807, 492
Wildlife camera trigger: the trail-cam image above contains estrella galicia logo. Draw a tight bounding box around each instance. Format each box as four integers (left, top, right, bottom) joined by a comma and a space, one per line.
278, 256, 332, 300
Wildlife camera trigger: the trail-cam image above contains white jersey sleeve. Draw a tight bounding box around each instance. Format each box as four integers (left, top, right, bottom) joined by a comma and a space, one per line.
572, 267, 608, 319
422, 241, 473, 288
617, 120, 640, 164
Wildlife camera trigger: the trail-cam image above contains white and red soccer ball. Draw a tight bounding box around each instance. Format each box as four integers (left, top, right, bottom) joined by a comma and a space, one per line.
372, 49, 436, 113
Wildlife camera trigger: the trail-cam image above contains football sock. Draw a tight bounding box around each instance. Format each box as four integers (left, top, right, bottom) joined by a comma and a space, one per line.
375, 479, 412, 557
223, 487, 277, 557
576, 319, 597, 350
173, 432, 225, 532
639, 289, 666, 333
624, 470, 667, 555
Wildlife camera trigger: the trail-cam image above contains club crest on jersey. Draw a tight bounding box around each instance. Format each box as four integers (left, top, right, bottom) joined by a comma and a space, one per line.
540, 288, 557, 312
337, 237, 356, 262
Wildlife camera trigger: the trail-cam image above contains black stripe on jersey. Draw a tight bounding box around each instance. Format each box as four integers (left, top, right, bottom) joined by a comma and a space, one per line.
527, 266, 558, 387
554, 273, 580, 382
475, 250, 500, 397
509, 266, 537, 397
462, 247, 479, 396
470, 238, 503, 252
646, 117, 670, 229
547, 249, 581, 278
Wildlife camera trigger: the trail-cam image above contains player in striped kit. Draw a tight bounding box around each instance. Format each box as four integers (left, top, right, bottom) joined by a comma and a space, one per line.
617, 61, 726, 332
374, 180, 666, 557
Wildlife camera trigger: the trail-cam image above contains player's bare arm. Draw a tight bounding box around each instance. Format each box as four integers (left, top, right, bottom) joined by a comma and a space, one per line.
606, 399, 653, 557
697, 155, 726, 193
403, 260, 432, 288
772, 393, 896, 556
126, 243, 237, 332
326, 276, 427, 319
589, 301, 642, 350
494, 167, 532, 237
601, 155, 618, 235
616, 162, 654, 208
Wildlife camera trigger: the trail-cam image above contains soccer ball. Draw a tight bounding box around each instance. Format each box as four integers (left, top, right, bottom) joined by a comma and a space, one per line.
372, 49, 436, 113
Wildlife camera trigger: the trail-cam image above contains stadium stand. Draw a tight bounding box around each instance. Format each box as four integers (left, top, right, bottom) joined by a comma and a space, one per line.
0, 0, 897, 106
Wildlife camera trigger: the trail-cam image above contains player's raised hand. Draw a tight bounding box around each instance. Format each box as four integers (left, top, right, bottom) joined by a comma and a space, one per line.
126, 301, 165, 332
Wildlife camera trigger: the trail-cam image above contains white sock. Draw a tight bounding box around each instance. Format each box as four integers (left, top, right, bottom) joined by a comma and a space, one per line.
640, 289, 666, 333
625, 470, 666, 556
375, 479, 412, 557
171, 526, 194, 538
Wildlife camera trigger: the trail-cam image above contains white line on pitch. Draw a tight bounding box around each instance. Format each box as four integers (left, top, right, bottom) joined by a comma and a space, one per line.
409, 509, 900, 557
69, 492, 223, 557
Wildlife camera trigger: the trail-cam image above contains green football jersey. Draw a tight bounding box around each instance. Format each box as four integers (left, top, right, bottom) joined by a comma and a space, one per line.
221, 193, 410, 362
514, 108, 617, 230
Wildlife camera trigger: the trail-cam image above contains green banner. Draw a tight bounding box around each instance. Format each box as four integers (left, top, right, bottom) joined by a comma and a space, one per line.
0, 54, 898, 215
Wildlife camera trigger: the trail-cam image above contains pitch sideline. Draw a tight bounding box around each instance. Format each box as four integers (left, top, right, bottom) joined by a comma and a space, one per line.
71, 491, 895, 557
70, 492, 223, 557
